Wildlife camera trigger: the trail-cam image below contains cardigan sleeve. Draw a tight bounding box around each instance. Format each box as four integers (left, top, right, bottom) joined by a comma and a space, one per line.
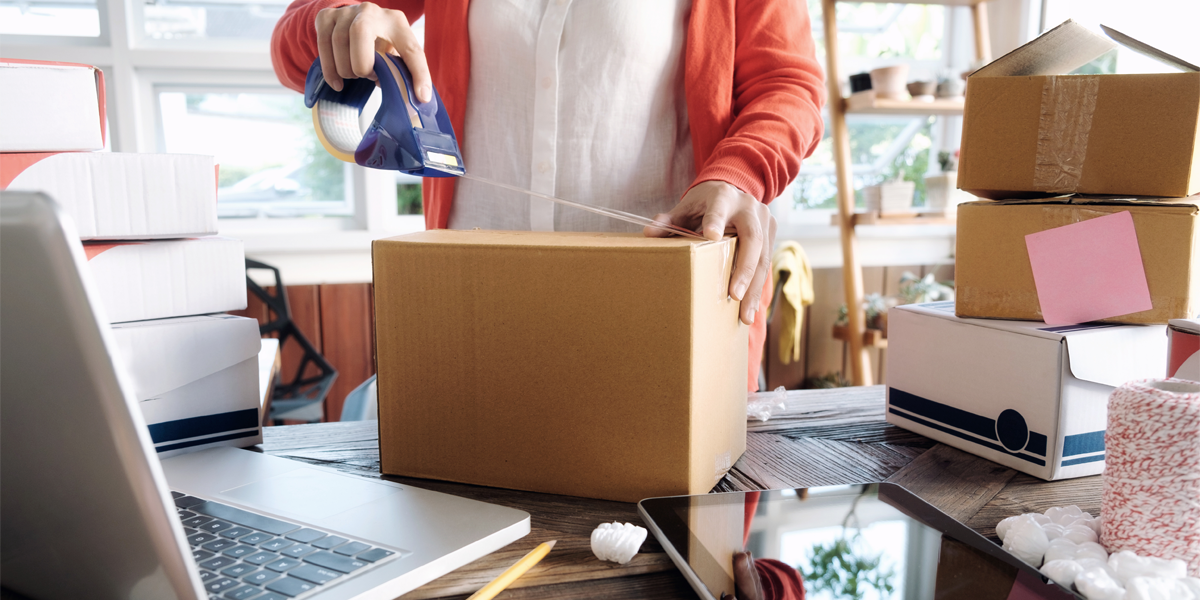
270, 0, 426, 93
693, 0, 826, 203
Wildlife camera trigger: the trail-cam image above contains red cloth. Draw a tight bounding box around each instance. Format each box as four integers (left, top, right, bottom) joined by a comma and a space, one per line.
270, 0, 824, 391
743, 491, 805, 600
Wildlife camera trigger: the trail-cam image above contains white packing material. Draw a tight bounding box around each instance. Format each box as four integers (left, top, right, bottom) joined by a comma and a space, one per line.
886, 301, 1167, 481
109, 314, 262, 457
0, 59, 106, 152
83, 237, 247, 323
2, 152, 217, 240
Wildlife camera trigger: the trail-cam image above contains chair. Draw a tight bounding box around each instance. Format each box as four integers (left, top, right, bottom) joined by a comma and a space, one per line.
340, 375, 378, 422
245, 259, 337, 424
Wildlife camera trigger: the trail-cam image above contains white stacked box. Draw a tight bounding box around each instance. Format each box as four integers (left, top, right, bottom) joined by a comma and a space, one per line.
1, 59, 259, 454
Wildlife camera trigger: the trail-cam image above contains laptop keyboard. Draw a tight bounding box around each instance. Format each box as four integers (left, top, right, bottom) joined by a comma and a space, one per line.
172, 491, 402, 600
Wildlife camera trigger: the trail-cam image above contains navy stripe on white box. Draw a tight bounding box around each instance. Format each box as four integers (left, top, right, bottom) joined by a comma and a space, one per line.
887, 388, 1047, 467
147, 408, 259, 453
1061, 430, 1105, 467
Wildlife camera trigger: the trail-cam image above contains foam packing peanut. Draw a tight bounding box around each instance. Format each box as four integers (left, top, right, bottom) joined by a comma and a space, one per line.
1109, 551, 1188, 583
1041, 559, 1085, 588
1124, 577, 1197, 600
1002, 516, 1050, 566
1076, 567, 1126, 600
591, 522, 647, 565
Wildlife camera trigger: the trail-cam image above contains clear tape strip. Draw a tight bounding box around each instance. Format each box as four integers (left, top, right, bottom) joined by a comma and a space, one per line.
1033, 75, 1100, 194
461, 173, 707, 240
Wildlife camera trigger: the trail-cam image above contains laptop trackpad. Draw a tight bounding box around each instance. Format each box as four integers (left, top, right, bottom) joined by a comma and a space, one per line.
220, 468, 400, 520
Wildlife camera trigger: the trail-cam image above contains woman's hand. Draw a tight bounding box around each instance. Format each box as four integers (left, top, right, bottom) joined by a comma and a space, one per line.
314, 2, 432, 101
719, 552, 765, 600
645, 180, 776, 325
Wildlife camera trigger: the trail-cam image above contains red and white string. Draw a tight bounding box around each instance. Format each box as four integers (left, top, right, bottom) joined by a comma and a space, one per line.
1101, 378, 1200, 576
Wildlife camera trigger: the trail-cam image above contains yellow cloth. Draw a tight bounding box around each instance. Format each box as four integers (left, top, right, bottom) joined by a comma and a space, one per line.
771, 241, 814, 365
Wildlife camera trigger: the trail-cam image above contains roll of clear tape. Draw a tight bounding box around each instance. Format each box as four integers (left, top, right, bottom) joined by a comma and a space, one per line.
1102, 378, 1200, 576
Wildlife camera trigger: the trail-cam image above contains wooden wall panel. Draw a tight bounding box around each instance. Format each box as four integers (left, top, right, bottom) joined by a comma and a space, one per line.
318, 283, 376, 422
280, 285, 323, 387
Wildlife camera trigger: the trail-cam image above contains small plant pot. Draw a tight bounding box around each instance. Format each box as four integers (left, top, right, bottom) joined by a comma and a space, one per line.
906, 80, 936, 101
863, 180, 915, 214
869, 65, 910, 101
936, 77, 966, 100
924, 172, 974, 215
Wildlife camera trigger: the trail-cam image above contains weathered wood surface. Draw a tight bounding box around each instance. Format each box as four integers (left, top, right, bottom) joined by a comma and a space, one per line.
260, 386, 1104, 599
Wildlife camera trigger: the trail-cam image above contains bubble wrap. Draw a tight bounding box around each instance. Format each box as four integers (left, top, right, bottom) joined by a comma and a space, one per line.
1102, 379, 1200, 576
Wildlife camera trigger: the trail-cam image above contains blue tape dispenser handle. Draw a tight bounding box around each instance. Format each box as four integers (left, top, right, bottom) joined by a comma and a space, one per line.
304, 52, 707, 240
305, 52, 464, 177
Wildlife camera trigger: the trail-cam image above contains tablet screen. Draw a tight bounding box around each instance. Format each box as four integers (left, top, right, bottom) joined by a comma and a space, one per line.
639, 483, 1076, 600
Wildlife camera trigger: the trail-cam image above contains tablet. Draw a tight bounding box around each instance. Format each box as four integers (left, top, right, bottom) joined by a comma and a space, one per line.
638, 482, 1077, 600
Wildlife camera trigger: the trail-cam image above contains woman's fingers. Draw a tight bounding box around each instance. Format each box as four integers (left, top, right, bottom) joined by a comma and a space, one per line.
314, 2, 431, 100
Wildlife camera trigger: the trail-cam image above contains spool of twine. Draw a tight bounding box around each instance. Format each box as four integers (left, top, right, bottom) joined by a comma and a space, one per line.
1101, 378, 1200, 575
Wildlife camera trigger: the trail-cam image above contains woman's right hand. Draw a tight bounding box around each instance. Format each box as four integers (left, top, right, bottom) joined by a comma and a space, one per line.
314, 2, 432, 102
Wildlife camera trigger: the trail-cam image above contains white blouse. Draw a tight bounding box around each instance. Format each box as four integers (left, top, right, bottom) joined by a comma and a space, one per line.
448, 0, 695, 233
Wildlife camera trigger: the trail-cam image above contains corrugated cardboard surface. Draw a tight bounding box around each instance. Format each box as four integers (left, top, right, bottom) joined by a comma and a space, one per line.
959, 73, 1200, 198
3, 152, 218, 240
0, 60, 105, 152
956, 199, 1199, 324
373, 230, 748, 503
957, 21, 1200, 199
84, 237, 247, 323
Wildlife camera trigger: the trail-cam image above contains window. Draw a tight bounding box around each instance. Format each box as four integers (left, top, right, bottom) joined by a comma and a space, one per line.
158, 90, 351, 219
785, 1, 962, 220
0, 0, 101, 37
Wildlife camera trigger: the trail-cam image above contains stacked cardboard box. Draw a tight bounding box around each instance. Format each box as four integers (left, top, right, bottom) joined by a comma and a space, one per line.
886, 22, 1197, 481
0, 59, 261, 456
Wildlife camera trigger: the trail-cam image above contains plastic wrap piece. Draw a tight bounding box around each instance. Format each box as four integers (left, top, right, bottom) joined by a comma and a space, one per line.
1032, 75, 1099, 194
591, 522, 647, 565
1102, 378, 1200, 576
304, 52, 463, 178
747, 386, 787, 422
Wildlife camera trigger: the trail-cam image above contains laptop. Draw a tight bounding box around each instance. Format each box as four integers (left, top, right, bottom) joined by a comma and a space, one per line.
0, 192, 531, 600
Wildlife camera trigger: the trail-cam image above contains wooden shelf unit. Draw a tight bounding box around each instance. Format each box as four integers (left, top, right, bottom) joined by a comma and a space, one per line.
843, 94, 965, 115
822, 0, 990, 385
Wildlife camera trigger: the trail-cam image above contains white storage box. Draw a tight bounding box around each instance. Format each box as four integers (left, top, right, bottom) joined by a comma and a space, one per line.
1, 152, 218, 240
0, 59, 106, 152
109, 315, 262, 456
886, 301, 1167, 480
83, 237, 246, 323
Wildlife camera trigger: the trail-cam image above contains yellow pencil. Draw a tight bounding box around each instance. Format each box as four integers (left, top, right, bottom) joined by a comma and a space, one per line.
466, 540, 557, 600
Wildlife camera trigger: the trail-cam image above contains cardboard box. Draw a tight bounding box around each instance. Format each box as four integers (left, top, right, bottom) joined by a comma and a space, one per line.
886, 302, 1167, 480
1169, 319, 1200, 380
373, 230, 748, 503
109, 314, 262, 457
83, 237, 247, 323
955, 197, 1199, 324
2, 152, 218, 240
0, 59, 106, 152
958, 21, 1200, 199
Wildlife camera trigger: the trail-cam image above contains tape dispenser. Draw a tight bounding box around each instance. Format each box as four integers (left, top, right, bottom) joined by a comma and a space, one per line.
304, 52, 464, 177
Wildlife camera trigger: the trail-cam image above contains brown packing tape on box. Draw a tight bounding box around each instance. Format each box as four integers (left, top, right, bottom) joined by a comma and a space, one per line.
958, 20, 1200, 199
955, 198, 1200, 324
372, 230, 748, 503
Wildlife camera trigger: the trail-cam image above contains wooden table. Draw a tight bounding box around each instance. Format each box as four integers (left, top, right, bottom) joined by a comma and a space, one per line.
262, 385, 1103, 599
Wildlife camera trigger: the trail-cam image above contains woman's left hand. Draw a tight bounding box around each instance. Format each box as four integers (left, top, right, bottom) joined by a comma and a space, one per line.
645, 180, 776, 326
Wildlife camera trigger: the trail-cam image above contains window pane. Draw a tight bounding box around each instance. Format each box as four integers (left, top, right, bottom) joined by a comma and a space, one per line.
396, 174, 423, 215
0, 0, 100, 37
793, 116, 935, 210
158, 91, 350, 219
142, 0, 287, 42
1043, 0, 1199, 75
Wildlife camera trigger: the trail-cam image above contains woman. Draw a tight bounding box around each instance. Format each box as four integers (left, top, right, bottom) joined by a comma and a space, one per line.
271, 0, 825, 391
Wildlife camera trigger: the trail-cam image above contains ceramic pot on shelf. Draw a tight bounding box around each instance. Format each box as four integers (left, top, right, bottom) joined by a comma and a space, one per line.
907, 80, 936, 102
869, 65, 910, 101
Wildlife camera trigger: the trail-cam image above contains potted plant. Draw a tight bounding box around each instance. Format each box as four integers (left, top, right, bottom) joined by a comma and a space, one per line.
924, 150, 973, 216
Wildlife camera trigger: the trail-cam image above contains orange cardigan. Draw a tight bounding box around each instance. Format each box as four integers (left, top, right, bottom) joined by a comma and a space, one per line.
271, 0, 825, 393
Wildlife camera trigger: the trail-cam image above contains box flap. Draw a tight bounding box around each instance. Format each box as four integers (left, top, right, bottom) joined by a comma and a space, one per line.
972, 20, 1116, 78
109, 315, 261, 400
1063, 325, 1168, 387
1100, 25, 1199, 73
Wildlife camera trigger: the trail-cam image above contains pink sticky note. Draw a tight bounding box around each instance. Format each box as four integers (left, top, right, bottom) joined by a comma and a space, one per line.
1025, 211, 1152, 326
